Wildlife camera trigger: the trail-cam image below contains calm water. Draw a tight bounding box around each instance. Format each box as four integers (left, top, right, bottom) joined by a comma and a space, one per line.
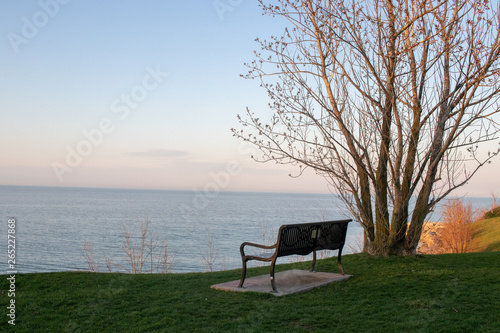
0, 186, 492, 274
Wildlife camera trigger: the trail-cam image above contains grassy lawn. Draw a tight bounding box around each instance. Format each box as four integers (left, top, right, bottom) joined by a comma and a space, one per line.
1, 252, 499, 332
470, 209, 500, 252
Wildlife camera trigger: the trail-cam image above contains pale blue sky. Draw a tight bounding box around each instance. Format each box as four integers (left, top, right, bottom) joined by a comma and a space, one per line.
1, 1, 498, 196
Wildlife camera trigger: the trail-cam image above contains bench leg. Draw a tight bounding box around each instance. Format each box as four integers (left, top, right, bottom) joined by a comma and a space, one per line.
338, 260, 344, 275
310, 251, 317, 272
270, 258, 278, 293
238, 258, 247, 288
337, 249, 345, 275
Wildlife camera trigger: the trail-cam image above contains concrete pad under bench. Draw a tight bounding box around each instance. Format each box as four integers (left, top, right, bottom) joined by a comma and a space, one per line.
211, 269, 351, 296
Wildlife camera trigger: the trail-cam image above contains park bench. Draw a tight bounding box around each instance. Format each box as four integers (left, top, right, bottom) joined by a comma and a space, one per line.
238, 219, 351, 293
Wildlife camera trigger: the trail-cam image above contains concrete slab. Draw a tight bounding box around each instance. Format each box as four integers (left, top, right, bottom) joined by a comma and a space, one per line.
211, 269, 352, 296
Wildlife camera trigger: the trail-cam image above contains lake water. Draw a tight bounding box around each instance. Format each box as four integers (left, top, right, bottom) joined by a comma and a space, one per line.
0, 185, 493, 274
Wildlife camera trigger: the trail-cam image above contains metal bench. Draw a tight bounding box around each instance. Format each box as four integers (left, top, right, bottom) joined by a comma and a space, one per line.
238, 219, 351, 292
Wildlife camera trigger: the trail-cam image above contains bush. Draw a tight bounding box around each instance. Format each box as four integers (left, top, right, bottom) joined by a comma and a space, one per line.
483, 206, 500, 219
439, 199, 477, 253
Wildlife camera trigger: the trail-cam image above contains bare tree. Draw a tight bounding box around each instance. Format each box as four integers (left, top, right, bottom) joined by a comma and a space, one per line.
233, 0, 500, 255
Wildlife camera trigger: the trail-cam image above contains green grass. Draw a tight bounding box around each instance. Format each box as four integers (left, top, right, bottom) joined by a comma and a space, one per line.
470, 207, 500, 252
1, 252, 500, 332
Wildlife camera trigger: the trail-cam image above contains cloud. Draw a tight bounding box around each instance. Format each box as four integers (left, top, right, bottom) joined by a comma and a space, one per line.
126, 149, 190, 158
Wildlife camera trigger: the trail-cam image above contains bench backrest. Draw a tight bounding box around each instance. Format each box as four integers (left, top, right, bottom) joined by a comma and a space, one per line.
276, 220, 351, 257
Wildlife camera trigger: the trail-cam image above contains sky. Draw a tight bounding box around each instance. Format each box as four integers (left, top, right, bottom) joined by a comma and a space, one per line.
1, 0, 499, 196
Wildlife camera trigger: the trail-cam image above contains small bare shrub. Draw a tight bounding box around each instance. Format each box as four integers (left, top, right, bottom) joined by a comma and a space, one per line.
200, 229, 218, 272
82, 238, 100, 272
253, 222, 276, 267
347, 233, 364, 254
287, 254, 307, 264
118, 218, 176, 274
481, 192, 500, 219
220, 256, 228, 271
439, 200, 477, 254
318, 250, 331, 259
260, 221, 276, 247
491, 192, 498, 210
82, 218, 175, 274
156, 240, 176, 273
104, 255, 113, 273
118, 219, 150, 273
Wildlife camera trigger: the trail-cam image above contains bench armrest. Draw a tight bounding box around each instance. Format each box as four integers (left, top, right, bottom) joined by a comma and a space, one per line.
240, 242, 277, 257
